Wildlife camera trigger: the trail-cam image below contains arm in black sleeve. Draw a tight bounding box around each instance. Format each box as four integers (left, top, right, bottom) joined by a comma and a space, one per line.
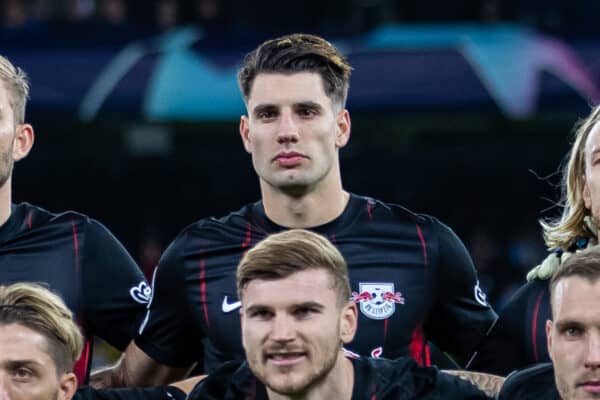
134, 233, 202, 367
81, 220, 149, 351
75, 386, 186, 400
424, 220, 498, 366
468, 281, 547, 374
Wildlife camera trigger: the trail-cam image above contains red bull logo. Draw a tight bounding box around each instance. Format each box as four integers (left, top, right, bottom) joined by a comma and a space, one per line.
353, 282, 405, 320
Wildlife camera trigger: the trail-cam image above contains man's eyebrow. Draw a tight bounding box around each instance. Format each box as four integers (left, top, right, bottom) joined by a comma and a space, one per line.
293, 101, 323, 109
1, 359, 43, 368
252, 104, 278, 116
245, 301, 325, 313
555, 319, 585, 330
291, 301, 325, 310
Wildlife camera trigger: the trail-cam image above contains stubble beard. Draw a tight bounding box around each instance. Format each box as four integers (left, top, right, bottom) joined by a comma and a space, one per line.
0, 144, 13, 189
261, 345, 341, 397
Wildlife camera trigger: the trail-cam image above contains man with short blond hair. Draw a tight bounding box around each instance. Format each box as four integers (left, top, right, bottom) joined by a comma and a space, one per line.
0, 282, 195, 400
498, 246, 600, 399
189, 229, 494, 400
0, 54, 150, 384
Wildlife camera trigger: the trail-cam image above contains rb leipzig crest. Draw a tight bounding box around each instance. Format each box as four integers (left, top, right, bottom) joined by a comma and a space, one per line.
351, 282, 405, 320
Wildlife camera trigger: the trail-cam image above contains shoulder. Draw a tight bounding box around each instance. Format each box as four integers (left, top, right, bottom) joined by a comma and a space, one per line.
188, 361, 257, 400
159, 203, 256, 264
352, 194, 444, 228
498, 363, 558, 400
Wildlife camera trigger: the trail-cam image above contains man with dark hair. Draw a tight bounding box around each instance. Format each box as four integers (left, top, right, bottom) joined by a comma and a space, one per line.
93, 33, 496, 387
0, 54, 150, 384
191, 229, 496, 399
0, 282, 199, 400
498, 246, 600, 400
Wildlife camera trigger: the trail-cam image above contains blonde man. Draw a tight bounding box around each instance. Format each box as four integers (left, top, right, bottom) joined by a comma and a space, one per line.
0, 282, 195, 400
0, 55, 150, 383
498, 246, 600, 400
471, 105, 600, 374
188, 229, 496, 400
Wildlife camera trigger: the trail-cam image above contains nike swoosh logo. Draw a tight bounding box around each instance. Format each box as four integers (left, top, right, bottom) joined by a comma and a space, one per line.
222, 296, 242, 313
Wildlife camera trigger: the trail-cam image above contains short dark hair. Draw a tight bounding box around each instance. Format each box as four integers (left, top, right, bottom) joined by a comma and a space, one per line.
236, 229, 351, 307
549, 246, 600, 315
238, 33, 352, 108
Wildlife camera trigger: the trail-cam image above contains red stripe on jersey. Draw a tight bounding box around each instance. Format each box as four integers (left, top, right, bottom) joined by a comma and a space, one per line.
71, 220, 80, 275
241, 222, 252, 250
531, 291, 544, 362
200, 259, 210, 328
415, 224, 428, 268
371, 383, 377, 400
366, 200, 373, 221
383, 318, 389, 340
409, 325, 431, 366
26, 211, 33, 229
73, 338, 92, 385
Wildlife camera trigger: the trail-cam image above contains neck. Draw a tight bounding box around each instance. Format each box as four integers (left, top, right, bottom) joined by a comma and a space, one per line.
0, 177, 12, 227
260, 170, 349, 228
267, 352, 354, 400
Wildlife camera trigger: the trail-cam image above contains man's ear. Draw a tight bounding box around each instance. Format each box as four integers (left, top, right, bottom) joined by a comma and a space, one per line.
334, 109, 350, 149
240, 116, 252, 154
546, 320, 554, 361
12, 123, 34, 162
340, 302, 358, 344
57, 372, 77, 400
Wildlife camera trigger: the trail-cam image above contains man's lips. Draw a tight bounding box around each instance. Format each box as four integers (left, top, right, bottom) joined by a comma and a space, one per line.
579, 381, 600, 393
266, 352, 307, 366
273, 152, 306, 167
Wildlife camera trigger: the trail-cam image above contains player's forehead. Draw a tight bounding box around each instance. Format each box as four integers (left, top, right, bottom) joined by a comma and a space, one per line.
242, 269, 336, 308
584, 121, 600, 158
0, 323, 54, 366
246, 72, 331, 109
552, 277, 600, 320
0, 80, 13, 118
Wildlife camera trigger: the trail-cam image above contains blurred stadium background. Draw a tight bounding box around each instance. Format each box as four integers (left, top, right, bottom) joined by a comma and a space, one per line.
3, 0, 600, 366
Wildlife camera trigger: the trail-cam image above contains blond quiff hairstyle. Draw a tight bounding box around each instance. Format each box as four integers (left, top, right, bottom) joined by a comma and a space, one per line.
237, 229, 351, 307
0, 55, 30, 124
0, 283, 83, 374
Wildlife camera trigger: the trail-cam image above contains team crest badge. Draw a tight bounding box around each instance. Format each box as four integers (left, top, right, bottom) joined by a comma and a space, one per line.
351, 282, 405, 320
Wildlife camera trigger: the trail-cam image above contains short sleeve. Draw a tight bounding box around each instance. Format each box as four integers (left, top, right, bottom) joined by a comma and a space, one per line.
469, 281, 550, 374
424, 220, 498, 366
134, 234, 202, 367
81, 220, 149, 351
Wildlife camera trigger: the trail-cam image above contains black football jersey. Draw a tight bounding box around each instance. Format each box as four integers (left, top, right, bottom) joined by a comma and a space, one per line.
0, 203, 149, 383
469, 279, 551, 375
137, 194, 496, 372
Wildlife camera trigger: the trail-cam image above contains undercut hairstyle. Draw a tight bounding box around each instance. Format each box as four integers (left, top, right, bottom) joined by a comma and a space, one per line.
549, 246, 600, 315
541, 105, 600, 250
237, 229, 351, 307
0, 55, 30, 124
238, 33, 352, 109
0, 283, 83, 375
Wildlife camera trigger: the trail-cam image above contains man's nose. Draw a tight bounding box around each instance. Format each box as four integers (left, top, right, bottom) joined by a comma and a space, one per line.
276, 110, 299, 144
270, 314, 296, 342
0, 373, 12, 400
585, 331, 600, 368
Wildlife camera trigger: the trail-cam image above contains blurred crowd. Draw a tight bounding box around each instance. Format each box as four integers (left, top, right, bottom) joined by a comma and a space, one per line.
3, 0, 600, 36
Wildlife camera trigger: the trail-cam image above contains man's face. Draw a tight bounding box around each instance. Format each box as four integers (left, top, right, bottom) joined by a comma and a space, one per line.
241, 268, 356, 397
239, 72, 350, 195
547, 277, 600, 399
0, 323, 76, 400
0, 82, 17, 189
